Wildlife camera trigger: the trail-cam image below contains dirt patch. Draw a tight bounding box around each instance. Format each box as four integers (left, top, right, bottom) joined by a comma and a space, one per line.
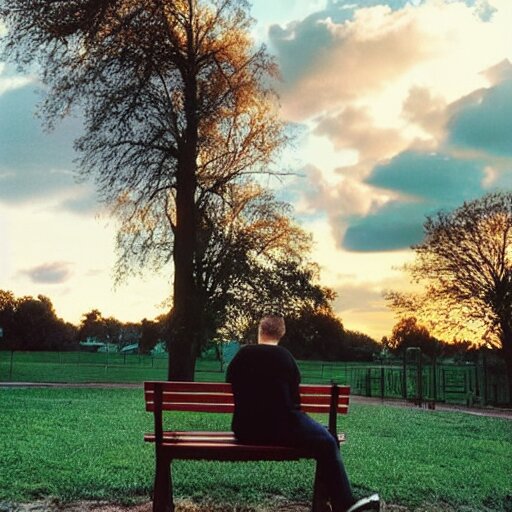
0, 500, 461, 512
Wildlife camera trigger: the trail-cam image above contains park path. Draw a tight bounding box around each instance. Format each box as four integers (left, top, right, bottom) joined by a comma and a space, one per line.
2, 381, 511, 420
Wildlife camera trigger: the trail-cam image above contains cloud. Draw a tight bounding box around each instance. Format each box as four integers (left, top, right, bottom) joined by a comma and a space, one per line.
336, 68, 512, 251
0, 63, 34, 95
314, 106, 406, 161
272, 3, 432, 120
333, 281, 388, 314
0, 84, 98, 213
367, 151, 486, 203
271, 0, 511, 124
20, 262, 73, 284
343, 200, 427, 251
57, 185, 101, 215
402, 86, 448, 142
275, 0, 512, 254
341, 150, 487, 251
0, 85, 76, 170
447, 61, 512, 157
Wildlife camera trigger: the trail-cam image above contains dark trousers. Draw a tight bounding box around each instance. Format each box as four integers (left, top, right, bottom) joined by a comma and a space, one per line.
237, 412, 355, 512
286, 412, 355, 512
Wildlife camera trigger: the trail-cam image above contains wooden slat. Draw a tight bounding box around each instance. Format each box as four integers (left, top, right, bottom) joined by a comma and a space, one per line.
145, 381, 350, 414
301, 404, 349, 414
299, 395, 350, 406
145, 392, 349, 407
147, 402, 348, 414
147, 402, 234, 413
145, 381, 231, 393
300, 384, 350, 395
144, 431, 346, 446
145, 390, 234, 404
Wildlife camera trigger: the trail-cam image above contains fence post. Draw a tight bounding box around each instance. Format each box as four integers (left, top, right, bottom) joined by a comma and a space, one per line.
482, 352, 488, 406
9, 350, 14, 380
417, 354, 423, 408
380, 366, 385, 400
402, 356, 407, 399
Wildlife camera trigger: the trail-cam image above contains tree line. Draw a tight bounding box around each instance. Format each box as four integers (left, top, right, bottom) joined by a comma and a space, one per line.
0, 290, 157, 352
0, 289, 383, 361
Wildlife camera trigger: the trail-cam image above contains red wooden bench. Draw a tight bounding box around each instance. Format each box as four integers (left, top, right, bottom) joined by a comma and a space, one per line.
144, 381, 350, 512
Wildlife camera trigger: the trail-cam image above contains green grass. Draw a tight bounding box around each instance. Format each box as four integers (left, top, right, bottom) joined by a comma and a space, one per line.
0, 351, 367, 385
0, 351, 225, 383
0, 387, 511, 510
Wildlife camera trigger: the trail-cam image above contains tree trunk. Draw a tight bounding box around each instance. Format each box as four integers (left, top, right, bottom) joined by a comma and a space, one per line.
167, 45, 200, 381
167, 152, 198, 381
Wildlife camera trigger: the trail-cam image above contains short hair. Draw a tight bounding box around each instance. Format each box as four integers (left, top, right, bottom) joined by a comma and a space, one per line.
258, 315, 286, 340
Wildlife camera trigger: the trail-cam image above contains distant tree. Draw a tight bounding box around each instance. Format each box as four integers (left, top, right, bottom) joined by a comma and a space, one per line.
343, 330, 380, 361
119, 322, 142, 347
282, 309, 345, 360
281, 310, 379, 361
140, 318, 163, 354
78, 309, 108, 343
103, 316, 123, 345
1, 0, 287, 381
2, 294, 77, 350
387, 317, 442, 358
0, 290, 16, 347
385, 192, 512, 400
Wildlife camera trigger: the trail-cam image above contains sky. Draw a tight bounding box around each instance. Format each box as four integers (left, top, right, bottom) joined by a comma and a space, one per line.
0, 0, 511, 340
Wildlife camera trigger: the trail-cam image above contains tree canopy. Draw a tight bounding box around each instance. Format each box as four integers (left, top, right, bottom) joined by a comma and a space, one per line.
385, 192, 512, 401
1, 0, 290, 379
0, 290, 77, 350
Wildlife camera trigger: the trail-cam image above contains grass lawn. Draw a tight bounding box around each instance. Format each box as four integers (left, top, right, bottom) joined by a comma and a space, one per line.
0, 387, 511, 511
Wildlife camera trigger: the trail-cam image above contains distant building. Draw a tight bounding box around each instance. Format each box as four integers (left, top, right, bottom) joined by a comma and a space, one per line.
120, 343, 139, 354
79, 338, 106, 352
151, 341, 167, 355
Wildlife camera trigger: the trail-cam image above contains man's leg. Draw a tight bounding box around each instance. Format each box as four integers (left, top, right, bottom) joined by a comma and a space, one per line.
287, 413, 355, 512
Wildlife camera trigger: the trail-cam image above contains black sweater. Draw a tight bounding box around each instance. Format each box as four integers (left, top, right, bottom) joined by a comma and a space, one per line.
226, 344, 301, 442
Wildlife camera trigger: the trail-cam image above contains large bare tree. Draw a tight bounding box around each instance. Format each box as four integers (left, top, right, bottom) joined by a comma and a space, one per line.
1, 0, 287, 380
386, 192, 512, 401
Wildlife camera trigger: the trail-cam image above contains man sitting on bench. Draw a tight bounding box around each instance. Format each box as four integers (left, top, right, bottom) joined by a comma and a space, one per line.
226, 314, 380, 512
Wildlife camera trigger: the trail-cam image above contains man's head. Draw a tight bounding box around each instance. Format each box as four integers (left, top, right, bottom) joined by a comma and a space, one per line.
258, 315, 286, 345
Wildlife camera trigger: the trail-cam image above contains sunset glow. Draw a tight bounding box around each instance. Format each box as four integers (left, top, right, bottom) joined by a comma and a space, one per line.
1, 0, 511, 340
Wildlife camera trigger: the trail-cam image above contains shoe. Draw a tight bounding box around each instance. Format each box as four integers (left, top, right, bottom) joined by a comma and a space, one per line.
345, 493, 380, 512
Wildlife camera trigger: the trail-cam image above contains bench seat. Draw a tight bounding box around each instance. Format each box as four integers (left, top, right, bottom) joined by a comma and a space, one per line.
144, 430, 346, 461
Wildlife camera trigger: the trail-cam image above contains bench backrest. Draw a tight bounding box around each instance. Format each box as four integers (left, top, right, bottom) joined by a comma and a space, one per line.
145, 381, 349, 414
145, 381, 350, 438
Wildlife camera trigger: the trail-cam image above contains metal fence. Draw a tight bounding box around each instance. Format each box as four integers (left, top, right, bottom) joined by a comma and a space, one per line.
1, 350, 509, 406
304, 360, 509, 406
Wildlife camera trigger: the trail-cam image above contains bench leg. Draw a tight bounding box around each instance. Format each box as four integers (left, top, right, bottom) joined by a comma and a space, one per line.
312, 462, 331, 512
153, 455, 174, 512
